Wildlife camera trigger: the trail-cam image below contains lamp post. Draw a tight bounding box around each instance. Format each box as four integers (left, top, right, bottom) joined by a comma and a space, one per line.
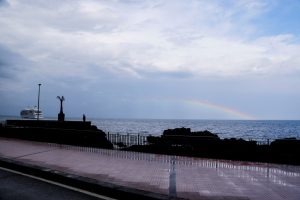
37, 83, 41, 120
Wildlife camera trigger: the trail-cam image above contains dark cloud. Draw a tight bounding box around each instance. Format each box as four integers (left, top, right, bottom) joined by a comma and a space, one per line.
0, 45, 28, 78
0, 0, 8, 6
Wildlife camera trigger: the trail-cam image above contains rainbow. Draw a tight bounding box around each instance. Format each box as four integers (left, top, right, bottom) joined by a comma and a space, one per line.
184, 99, 256, 120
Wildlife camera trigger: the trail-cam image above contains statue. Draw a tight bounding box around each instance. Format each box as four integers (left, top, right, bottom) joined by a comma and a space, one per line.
57, 96, 65, 121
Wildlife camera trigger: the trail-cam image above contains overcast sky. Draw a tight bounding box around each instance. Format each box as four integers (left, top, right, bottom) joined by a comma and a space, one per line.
0, 0, 300, 120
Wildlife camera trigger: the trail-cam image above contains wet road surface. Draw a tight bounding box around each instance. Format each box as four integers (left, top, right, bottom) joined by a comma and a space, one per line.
0, 167, 112, 200
1, 137, 300, 200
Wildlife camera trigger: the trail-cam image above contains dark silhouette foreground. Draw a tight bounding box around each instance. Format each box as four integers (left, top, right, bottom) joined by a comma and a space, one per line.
126, 127, 300, 165
0, 120, 113, 149
1, 122, 299, 165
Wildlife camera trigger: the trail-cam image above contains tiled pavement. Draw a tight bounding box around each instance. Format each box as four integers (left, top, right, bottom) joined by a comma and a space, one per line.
0, 137, 300, 200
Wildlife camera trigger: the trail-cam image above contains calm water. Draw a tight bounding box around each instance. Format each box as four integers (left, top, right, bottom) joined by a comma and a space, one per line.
93, 119, 300, 140
1, 116, 299, 140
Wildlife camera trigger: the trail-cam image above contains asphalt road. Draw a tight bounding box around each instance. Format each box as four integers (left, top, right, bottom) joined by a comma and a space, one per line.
0, 167, 113, 200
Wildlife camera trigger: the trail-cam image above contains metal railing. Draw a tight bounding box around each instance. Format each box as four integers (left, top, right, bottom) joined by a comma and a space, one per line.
106, 133, 148, 148
105, 133, 300, 148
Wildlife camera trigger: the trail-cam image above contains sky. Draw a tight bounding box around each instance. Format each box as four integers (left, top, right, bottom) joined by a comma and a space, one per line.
0, 0, 300, 120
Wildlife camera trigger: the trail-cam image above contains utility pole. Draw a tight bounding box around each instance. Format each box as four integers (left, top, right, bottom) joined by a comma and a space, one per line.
37, 83, 41, 120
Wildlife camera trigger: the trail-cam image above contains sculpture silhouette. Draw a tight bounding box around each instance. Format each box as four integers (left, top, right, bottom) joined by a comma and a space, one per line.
57, 96, 65, 121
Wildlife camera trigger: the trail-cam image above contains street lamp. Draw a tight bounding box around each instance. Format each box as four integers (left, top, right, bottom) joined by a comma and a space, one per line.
37, 83, 41, 120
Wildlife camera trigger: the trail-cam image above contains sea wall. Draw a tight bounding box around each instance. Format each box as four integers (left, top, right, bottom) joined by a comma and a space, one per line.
0, 120, 113, 149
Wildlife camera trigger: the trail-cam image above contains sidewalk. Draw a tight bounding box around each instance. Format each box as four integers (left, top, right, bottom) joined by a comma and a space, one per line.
1, 137, 300, 200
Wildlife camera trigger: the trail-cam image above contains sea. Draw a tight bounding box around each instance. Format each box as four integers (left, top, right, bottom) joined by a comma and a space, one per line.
93, 119, 300, 141
1, 116, 300, 141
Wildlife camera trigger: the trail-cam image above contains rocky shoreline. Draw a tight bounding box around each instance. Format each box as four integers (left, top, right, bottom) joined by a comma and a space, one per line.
125, 127, 300, 165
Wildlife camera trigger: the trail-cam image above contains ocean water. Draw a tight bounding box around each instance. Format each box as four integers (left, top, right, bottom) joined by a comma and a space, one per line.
1, 116, 299, 141
93, 119, 300, 141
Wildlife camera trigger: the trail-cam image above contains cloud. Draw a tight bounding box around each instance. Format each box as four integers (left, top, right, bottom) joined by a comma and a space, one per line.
0, 0, 299, 82
0, 0, 299, 119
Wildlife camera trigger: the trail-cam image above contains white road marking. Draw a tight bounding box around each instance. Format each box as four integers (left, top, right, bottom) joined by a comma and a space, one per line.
0, 166, 117, 200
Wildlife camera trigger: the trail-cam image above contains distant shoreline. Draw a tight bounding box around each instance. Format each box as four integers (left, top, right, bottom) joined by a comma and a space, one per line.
1, 115, 300, 121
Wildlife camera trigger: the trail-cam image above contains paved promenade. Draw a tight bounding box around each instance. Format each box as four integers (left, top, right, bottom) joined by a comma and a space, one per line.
0, 137, 300, 200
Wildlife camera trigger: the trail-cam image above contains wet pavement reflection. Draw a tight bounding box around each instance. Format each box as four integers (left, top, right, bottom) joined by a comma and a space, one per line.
0, 137, 300, 200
